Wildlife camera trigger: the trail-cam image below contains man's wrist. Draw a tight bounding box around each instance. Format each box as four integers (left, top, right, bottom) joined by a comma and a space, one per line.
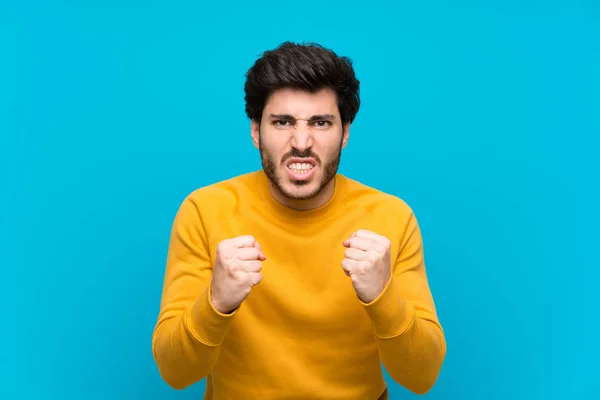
183, 281, 238, 346
209, 284, 237, 315
360, 275, 415, 338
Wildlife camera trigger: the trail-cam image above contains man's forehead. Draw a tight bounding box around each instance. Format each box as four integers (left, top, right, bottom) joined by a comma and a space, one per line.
264, 88, 339, 119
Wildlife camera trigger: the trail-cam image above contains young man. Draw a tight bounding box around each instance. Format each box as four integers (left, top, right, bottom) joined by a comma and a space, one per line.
152, 42, 446, 399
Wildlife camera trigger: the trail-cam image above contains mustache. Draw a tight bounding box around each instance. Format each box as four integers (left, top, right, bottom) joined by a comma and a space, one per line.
281, 148, 321, 164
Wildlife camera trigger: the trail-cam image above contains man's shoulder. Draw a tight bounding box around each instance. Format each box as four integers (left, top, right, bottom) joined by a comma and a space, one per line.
184, 170, 261, 212
188, 171, 258, 196
341, 175, 414, 217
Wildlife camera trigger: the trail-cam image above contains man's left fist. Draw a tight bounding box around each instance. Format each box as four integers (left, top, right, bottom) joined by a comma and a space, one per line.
342, 229, 392, 303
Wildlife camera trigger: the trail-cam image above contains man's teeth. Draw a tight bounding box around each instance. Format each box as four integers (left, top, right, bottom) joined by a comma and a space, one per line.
288, 163, 314, 174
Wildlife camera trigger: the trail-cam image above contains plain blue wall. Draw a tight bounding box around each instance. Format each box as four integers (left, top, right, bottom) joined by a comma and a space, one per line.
1, 1, 598, 399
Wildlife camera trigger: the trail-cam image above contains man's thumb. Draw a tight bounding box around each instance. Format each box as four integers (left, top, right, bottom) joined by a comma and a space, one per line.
254, 241, 266, 260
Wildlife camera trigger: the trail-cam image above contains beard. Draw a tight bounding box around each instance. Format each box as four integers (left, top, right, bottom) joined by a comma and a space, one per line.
258, 130, 343, 201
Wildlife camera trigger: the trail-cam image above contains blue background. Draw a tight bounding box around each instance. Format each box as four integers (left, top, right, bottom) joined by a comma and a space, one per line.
1, 0, 598, 399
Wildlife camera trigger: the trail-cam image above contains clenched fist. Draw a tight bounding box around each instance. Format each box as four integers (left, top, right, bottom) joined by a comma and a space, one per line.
342, 229, 392, 304
210, 235, 266, 314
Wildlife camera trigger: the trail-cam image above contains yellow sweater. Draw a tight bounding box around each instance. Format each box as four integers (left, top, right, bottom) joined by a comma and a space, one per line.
152, 170, 446, 399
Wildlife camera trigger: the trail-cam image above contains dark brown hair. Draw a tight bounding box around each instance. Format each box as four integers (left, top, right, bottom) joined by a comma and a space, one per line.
244, 41, 361, 125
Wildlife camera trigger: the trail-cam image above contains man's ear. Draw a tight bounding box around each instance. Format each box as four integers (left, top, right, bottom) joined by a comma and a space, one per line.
251, 119, 260, 149
341, 123, 350, 149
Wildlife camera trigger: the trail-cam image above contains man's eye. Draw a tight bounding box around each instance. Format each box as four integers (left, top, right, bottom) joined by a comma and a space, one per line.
314, 121, 330, 127
274, 120, 291, 126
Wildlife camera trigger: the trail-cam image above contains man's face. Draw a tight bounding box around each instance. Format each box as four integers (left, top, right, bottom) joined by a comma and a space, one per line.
251, 87, 350, 202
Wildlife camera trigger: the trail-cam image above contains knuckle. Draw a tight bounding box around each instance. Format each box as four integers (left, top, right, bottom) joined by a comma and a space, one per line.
227, 260, 239, 273
242, 235, 255, 244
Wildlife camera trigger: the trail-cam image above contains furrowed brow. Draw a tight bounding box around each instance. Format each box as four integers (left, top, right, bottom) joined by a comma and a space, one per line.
308, 114, 336, 122
268, 113, 336, 122
268, 113, 296, 121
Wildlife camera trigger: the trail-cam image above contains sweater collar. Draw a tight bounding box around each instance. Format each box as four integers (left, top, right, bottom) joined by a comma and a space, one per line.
254, 169, 348, 224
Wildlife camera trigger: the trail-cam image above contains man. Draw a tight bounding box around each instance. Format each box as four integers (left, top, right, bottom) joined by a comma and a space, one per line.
152, 41, 446, 399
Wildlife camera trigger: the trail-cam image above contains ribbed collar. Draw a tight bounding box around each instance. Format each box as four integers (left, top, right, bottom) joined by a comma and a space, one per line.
253, 169, 348, 224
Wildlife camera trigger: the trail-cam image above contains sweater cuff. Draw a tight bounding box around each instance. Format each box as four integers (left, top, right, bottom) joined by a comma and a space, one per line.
184, 281, 237, 346
361, 275, 415, 339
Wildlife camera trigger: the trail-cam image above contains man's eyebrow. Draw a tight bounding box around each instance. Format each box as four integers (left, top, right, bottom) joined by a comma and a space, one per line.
268, 113, 337, 121
268, 113, 296, 120
309, 114, 336, 121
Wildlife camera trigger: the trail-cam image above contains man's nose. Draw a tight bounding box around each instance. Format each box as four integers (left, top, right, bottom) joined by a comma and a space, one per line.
290, 124, 313, 152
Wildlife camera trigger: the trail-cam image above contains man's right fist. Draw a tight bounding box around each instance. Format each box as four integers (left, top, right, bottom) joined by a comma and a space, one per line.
210, 235, 266, 314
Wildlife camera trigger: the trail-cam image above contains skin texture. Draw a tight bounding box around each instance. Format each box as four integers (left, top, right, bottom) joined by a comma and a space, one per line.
342, 229, 392, 303
250, 87, 350, 211
210, 235, 266, 314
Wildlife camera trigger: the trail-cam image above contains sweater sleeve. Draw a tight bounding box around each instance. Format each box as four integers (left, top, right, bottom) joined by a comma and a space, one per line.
361, 211, 446, 395
152, 196, 237, 390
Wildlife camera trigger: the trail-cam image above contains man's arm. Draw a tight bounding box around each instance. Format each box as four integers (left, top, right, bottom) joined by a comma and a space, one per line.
152, 196, 237, 390
361, 212, 446, 395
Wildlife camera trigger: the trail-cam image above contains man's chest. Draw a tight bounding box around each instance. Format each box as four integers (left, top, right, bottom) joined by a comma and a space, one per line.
206, 213, 399, 335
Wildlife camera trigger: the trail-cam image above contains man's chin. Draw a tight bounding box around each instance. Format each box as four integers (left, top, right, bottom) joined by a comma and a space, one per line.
278, 179, 321, 200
